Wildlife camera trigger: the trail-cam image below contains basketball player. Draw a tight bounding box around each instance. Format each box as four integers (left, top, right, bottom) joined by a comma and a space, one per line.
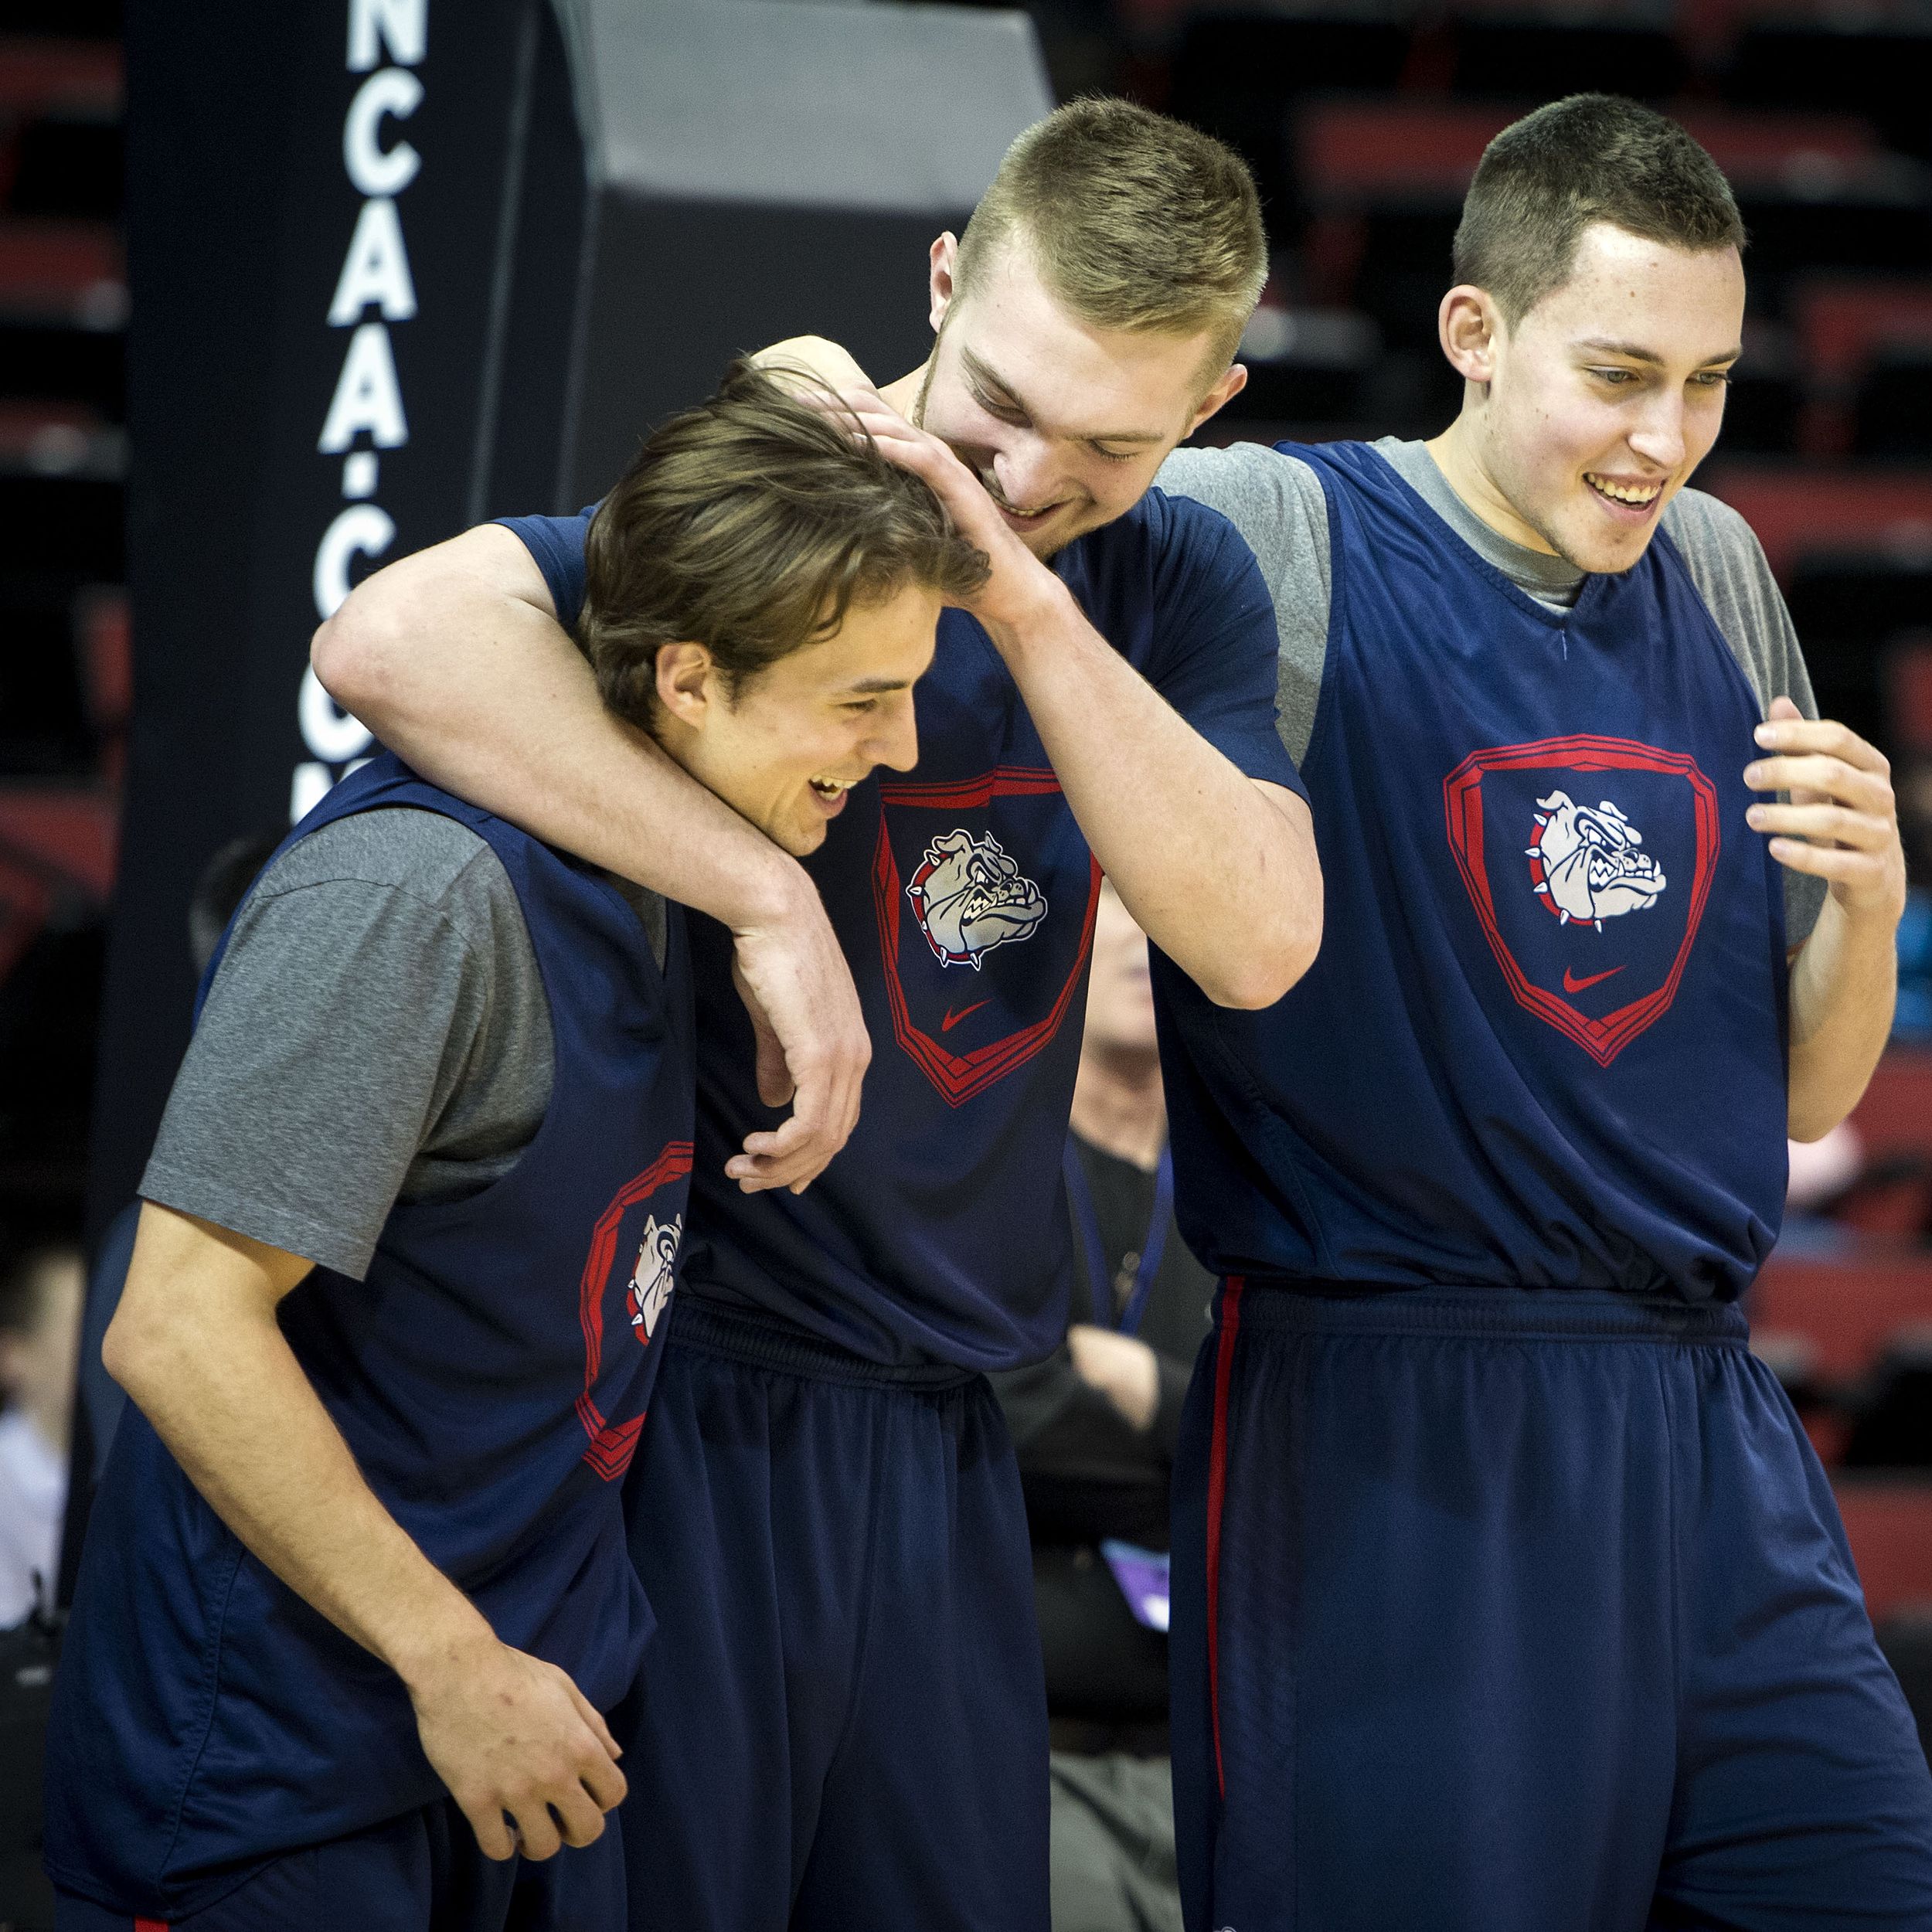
1142, 96, 1932, 1930
315, 102, 1320, 1932
43, 372, 986, 1932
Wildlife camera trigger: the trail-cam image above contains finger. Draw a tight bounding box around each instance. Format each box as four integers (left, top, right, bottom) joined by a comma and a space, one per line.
1746, 803, 1894, 849
1752, 715, 1890, 774
1767, 696, 1804, 723
511, 1799, 563, 1862
458, 1798, 519, 1862
578, 1745, 629, 1814
753, 1019, 797, 1109
1766, 837, 1896, 881
564, 1682, 623, 1761
1743, 754, 1895, 811
549, 1789, 608, 1849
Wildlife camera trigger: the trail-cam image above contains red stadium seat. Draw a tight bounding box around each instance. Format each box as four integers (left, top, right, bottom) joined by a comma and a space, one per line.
1832, 1479, 1932, 1622
0, 39, 120, 119
1698, 465, 1932, 583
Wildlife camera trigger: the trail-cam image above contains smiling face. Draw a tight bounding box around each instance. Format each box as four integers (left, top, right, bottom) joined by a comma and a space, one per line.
910, 236, 1247, 559
651, 583, 941, 855
1436, 222, 1745, 574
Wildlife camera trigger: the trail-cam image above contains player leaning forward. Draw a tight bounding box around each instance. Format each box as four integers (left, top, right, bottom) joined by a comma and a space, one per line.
1150, 95, 1932, 1930
316, 103, 1319, 1932
43, 373, 987, 1931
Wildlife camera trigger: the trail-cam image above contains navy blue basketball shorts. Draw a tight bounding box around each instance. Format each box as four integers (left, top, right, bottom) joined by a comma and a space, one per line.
53, 1796, 624, 1932
1170, 1283, 1932, 1932
598, 1298, 1049, 1932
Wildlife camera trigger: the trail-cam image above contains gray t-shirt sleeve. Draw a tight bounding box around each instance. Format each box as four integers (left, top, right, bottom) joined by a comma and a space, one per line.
1155, 442, 1333, 767
141, 809, 555, 1281
1661, 488, 1829, 948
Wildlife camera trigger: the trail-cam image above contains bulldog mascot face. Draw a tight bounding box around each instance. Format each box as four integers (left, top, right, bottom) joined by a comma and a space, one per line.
1527, 791, 1667, 930
906, 829, 1048, 969
627, 1213, 681, 1343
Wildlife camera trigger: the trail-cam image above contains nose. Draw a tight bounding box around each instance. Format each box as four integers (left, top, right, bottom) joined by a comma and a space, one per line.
1627, 391, 1685, 473
867, 692, 920, 774
992, 434, 1061, 512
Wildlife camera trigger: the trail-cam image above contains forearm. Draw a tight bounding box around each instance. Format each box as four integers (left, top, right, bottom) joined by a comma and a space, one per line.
312, 549, 808, 930
1787, 895, 1898, 1141
108, 1230, 486, 1685
987, 582, 1320, 1007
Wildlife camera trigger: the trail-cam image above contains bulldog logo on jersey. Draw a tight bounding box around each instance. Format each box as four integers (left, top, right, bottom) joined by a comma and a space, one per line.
626, 1213, 681, 1342
905, 829, 1049, 968
1444, 734, 1718, 1066
1526, 792, 1667, 929
872, 768, 1100, 1106
575, 1141, 692, 1481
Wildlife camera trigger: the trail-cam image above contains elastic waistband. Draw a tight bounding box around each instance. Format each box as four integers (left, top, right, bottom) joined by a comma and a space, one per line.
1219, 1280, 1748, 1345
667, 1296, 980, 1390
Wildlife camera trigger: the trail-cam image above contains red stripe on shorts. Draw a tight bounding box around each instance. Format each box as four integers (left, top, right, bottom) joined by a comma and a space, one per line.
135, 1919, 169, 1930
1205, 1274, 1244, 1801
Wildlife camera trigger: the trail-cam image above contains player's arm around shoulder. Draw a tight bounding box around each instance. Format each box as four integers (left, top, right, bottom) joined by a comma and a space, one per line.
310, 517, 866, 1195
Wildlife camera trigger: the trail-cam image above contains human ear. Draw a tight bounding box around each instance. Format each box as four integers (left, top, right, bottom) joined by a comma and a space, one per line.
653, 642, 715, 727
1185, 361, 1250, 438
928, 233, 958, 335
1438, 287, 1500, 386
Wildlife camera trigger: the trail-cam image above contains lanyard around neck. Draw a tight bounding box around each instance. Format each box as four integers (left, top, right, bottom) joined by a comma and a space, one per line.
1062, 1135, 1174, 1338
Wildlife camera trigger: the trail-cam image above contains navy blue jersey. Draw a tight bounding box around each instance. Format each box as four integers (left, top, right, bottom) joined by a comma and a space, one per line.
46, 757, 695, 1919
506, 494, 1301, 1366
1155, 441, 1790, 1302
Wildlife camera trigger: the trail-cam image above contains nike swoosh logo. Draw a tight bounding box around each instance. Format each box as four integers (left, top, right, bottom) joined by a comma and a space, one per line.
1563, 964, 1625, 993
941, 998, 993, 1032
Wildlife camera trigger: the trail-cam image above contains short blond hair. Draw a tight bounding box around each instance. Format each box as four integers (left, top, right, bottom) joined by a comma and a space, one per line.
954, 98, 1267, 373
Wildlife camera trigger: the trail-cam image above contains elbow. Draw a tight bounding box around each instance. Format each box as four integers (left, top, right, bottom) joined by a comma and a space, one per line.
101, 1296, 168, 1403
1203, 900, 1324, 1011
310, 587, 403, 723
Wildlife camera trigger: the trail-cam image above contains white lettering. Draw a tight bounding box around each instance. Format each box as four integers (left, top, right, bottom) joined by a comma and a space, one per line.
343, 68, 422, 196
312, 501, 396, 617
318, 324, 409, 453
328, 197, 417, 325
291, 760, 333, 822
300, 667, 376, 763
348, 0, 426, 73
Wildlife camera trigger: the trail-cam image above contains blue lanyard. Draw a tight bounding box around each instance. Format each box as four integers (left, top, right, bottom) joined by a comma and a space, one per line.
1062, 1137, 1174, 1338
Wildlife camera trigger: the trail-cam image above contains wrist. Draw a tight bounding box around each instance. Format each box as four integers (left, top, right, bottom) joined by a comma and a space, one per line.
387, 1597, 498, 1697
977, 569, 1080, 662
719, 845, 821, 937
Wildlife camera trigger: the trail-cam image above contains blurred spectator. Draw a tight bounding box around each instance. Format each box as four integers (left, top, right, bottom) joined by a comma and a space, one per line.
994, 879, 1216, 1932
0, 1243, 83, 1628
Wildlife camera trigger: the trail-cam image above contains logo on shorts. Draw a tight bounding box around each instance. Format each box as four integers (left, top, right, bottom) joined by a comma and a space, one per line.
1525, 791, 1667, 930
905, 828, 1047, 968
626, 1213, 681, 1342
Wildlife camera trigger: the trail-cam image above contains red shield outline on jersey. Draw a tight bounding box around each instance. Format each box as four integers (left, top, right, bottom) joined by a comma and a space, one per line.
575, 1138, 692, 1479
1443, 733, 1719, 1067
872, 767, 1100, 1107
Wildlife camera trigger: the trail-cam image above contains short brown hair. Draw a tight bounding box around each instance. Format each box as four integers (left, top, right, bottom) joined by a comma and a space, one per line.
1454, 94, 1746, 325
954, 97, 1267, 372
580, 363, 988, 727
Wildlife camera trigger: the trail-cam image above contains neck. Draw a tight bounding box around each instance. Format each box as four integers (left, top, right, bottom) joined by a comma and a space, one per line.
1070, 1046, 1167, 1172
881, 364, 927, 423
1425, 407, 1558, 557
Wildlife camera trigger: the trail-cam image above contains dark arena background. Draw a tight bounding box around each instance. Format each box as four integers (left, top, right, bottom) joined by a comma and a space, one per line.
2, 0, 1932, 1921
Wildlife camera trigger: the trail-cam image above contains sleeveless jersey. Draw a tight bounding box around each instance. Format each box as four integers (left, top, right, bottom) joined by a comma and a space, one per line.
1155, 440, 1791, 1302
504, 491, 1301, 1366
46, 756, 695, 1918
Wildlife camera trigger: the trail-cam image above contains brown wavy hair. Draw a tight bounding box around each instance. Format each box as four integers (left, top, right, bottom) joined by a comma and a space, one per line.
579, 362, 988, 726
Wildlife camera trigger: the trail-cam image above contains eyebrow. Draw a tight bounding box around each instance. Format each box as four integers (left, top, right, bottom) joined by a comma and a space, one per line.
836, 675, 914, 696
1575, 337, 1744, 368
960, 348, 1166, 445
